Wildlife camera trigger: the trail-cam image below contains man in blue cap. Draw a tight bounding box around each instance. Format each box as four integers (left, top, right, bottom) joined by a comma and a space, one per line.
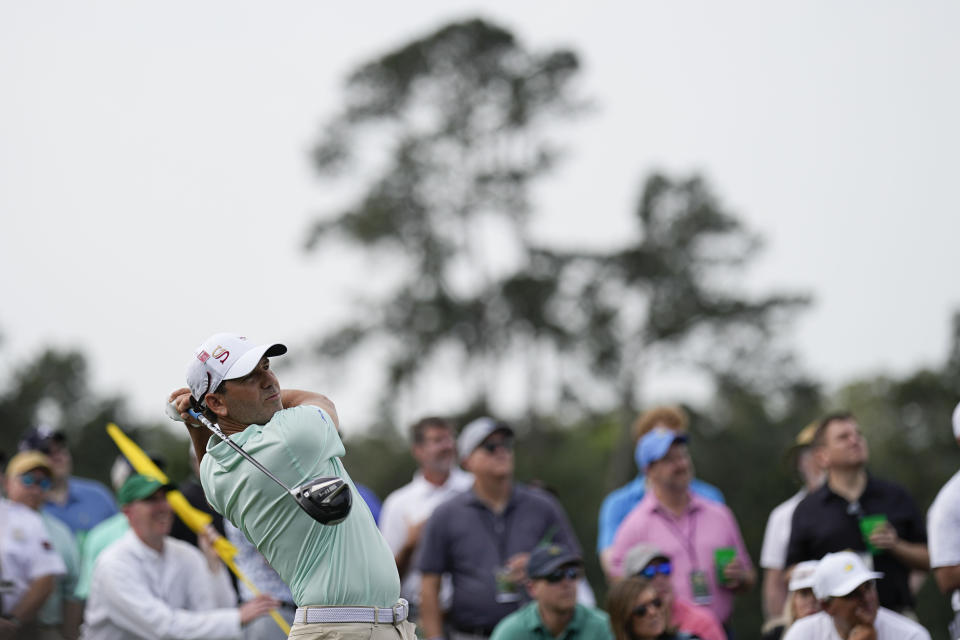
490, 543, 612, 640
608, 427, 754, 631
597, 406, 724, 580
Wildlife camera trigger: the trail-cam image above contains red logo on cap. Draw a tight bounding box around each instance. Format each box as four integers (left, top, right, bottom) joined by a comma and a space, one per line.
197, 351, 210, 363
212, 346, 230, 364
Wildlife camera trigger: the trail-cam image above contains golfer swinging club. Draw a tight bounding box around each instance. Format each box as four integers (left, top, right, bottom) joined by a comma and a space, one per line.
168, 332, 416, 640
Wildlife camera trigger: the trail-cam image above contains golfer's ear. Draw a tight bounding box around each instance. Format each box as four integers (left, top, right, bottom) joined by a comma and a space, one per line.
204, 392, 229, 418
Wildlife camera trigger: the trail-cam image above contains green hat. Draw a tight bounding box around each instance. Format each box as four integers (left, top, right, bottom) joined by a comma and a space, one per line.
117, 473, 173, 506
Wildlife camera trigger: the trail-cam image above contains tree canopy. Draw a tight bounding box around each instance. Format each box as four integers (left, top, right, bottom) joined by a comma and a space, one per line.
307, 19, 807, 428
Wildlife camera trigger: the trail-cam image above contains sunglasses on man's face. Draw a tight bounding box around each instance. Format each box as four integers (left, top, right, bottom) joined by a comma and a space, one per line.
631, 598, 663, 618
543, 566, 581, 583
20, 474, 52, 490
479, 438, 513, 454
638, 561, 672, 579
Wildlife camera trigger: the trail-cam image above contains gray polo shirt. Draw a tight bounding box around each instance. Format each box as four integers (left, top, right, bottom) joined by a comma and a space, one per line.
418, 484, 580, 633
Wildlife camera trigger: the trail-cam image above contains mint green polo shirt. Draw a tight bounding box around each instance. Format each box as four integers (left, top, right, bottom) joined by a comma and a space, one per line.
39, 512, 80, 624
201, 405, 400, 608
490, 602, 613, 640
74, 512, 129, 599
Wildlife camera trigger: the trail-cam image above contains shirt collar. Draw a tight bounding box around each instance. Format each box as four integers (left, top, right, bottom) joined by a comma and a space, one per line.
124, 528, 165, 562
644, 488, 703, 517
467, 485, 517, 512
525, 602, 583, 635
412, 466, 471, 491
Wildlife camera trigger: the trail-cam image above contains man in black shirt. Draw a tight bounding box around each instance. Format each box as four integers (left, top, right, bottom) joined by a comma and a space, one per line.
785, 411, 928, 613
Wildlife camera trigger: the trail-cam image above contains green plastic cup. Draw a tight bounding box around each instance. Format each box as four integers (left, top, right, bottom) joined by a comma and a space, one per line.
859, 514, 887, 554
714, 547, 736, 585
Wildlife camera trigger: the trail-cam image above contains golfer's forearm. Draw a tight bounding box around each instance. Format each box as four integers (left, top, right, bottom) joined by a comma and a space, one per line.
419, 575, 444, 638
281, 390, 339, 425
187, 425, 214, 466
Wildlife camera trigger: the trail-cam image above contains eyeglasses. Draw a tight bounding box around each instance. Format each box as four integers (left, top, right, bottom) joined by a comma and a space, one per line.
543, 566, 581, 583
20, 474, 52, 490
638, 561, 672, 579
631, 598, 663, 618
480, 438, 513, 454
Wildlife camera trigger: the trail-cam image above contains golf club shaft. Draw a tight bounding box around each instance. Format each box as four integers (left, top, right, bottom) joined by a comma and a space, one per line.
188, 409, 294, 493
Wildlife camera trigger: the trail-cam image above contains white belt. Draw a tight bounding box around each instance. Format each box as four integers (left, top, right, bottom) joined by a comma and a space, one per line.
294, 599, 409, 625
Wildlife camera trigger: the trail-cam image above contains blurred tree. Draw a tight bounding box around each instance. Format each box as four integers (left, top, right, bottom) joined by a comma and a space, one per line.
307, 17, 585, 421
306, 19, 808, 441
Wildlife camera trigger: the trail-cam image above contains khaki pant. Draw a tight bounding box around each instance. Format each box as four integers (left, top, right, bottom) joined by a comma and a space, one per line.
288, 619, 418, 640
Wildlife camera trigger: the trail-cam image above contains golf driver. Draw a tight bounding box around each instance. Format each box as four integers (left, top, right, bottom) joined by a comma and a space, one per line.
166, 402, 351, 525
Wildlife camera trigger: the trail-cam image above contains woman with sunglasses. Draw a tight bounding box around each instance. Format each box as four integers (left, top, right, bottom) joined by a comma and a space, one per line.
607, 576, 701, 640
623, 545, 724, 640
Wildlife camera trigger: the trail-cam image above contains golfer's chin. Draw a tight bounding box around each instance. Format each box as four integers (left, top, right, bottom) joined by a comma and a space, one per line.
264, 394, 283, 413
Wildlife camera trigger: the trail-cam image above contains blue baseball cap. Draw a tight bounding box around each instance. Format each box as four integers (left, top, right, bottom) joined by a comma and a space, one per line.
636, 427, 687, 471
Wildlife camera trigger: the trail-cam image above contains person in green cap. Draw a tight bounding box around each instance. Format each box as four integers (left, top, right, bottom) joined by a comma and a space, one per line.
80, 474, 278, 640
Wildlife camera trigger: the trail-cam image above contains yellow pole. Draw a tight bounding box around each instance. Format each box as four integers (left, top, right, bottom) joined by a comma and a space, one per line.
106, 423, 291, 635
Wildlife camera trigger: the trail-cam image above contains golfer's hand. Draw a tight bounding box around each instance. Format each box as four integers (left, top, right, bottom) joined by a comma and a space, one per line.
239, 594, 282, 625
168, 388, 201, 427
868, 522, 898, 551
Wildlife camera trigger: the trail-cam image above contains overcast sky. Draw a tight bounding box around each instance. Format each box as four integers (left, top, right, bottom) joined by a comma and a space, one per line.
1, 1, 958, 430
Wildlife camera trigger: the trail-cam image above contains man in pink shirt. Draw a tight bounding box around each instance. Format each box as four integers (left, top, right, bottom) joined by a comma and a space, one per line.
609, 428, 755, 628
623, 543, 725, 640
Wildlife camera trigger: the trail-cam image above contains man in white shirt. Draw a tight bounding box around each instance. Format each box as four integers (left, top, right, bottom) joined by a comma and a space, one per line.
0, 451, 67, 639
783, 551, 930, 640
927, 402, 960, 638
760, 422, 825, 620
80, 474, 278, 640
379, 416, 473, 621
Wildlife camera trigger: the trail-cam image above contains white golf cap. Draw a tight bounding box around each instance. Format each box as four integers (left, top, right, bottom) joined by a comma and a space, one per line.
812, 551, 883, 600
788, 560, 819, 591
457, 416, 513, 459
186, 333, 286, 406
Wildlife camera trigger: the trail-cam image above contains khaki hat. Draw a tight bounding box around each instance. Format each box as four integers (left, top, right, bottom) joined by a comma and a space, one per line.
5, 450, 53, 479
624, 543, 670, 577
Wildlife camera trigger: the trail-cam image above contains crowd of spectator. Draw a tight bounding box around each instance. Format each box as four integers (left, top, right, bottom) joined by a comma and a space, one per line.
1, 403, 957, 639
